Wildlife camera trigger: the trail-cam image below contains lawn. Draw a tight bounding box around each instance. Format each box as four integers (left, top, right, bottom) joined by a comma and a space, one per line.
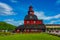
0, 33, 60, 40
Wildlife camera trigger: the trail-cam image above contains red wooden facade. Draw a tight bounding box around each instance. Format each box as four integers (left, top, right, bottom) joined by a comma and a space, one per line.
24, 20, 43, 25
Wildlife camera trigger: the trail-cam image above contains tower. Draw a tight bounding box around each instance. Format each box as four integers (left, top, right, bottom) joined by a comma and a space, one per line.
24, 6, 43, 25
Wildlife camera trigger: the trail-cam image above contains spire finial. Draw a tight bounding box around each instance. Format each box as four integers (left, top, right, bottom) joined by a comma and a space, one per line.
29, 5, 33, 8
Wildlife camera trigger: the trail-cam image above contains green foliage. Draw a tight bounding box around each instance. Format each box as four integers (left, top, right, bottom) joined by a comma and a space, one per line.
0, 22, 16, 30
47, 28, 60, 30
0, 33, 60, 40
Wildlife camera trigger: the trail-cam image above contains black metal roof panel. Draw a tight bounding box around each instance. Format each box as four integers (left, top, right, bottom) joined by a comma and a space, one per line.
45, 24, 60, 26
17, 24, 46, 29
24, 15, 38, 20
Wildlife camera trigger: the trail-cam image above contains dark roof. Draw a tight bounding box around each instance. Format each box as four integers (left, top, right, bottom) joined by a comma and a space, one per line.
45, 24, 60, 26
24, 15, 38, 20
16, 24, 46, 29
26, 20, 43, 21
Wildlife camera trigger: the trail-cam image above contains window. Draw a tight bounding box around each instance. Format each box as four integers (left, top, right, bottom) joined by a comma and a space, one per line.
34, 21, 36, 24
17, 29, 20, 32
27, 21, 29, 23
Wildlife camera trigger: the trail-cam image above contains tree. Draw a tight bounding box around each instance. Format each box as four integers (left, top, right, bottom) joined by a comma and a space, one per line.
0, 22, 16, 31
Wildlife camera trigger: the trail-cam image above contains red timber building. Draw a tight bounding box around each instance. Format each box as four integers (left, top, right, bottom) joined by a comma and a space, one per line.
15, 6, 46, 33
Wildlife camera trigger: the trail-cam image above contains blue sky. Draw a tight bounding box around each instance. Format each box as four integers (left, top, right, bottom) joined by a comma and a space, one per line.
0, 0, 60, 26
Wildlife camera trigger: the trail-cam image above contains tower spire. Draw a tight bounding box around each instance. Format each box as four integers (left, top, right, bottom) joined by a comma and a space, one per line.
28, 5, 34, 15
29, 5, 33, 11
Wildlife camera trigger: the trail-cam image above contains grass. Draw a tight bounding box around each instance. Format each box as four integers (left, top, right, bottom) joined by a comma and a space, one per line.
0, 33, 60, 40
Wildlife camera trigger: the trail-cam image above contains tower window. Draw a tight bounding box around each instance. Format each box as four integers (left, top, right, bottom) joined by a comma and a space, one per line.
30, 12, 32, 14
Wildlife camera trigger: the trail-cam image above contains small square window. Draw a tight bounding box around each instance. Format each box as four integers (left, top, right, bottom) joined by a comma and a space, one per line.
34, 21, 36, 24
27, 21, 29, 23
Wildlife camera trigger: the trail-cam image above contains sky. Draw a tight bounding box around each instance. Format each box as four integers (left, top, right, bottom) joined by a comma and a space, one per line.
0, 0, 60, 26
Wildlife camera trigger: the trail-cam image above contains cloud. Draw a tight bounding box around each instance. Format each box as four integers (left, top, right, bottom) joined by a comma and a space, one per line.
4, 19, 24, 26
0, 2, 16, 15
50, 20, 60, 24
34, 11, 60, 20
56, 0, 60, 5
34, 11, 45, 19
54, 14, 60, 18
34, 11, 52, 20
